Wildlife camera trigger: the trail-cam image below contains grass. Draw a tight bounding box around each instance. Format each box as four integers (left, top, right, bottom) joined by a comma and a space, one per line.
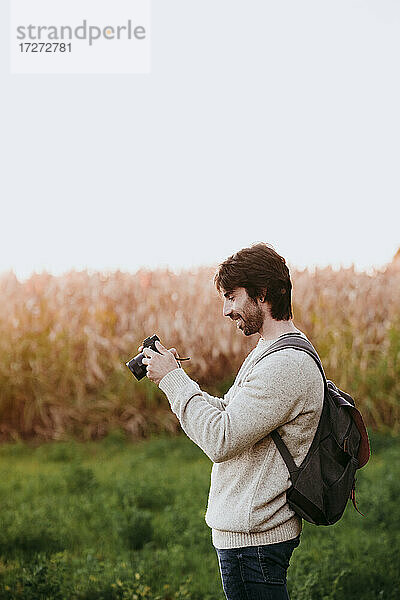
0, 430, 398, 599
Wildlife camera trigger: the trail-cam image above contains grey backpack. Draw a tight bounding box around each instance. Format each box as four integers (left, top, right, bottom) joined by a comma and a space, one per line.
257, 333, 370, 526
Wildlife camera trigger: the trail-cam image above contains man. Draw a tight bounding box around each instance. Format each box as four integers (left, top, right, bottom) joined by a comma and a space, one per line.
142, 242, 324, 600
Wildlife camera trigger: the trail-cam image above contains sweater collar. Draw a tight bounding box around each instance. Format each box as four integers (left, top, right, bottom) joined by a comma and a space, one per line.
256, 330, 304, 349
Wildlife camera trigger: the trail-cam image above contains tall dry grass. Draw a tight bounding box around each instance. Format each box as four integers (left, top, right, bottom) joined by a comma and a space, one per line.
0, 262, 399, 441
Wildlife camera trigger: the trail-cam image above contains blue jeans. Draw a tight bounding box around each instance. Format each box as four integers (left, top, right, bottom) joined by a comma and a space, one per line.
215, 536, 300, 600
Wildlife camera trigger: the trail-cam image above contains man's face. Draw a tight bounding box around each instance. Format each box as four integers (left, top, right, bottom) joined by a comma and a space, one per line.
222, 287, 264, 336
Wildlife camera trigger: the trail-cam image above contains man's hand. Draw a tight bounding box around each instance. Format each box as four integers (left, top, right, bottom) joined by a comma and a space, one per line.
141, 341, 180, 385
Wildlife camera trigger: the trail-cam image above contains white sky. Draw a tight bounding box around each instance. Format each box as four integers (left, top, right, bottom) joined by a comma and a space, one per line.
1, 0, 399, 280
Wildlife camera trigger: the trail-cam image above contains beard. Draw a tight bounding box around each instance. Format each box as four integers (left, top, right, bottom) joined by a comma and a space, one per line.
231, 299, 264, 336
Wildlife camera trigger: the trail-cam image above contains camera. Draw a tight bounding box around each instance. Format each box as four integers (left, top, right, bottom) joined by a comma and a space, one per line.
125, 334, 161, 380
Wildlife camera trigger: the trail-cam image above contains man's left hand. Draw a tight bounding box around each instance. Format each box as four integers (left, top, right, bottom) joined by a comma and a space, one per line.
142, 341, 180, 385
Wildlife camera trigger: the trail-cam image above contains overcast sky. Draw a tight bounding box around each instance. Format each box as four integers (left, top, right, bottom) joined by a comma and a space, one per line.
1, 0, 399, 280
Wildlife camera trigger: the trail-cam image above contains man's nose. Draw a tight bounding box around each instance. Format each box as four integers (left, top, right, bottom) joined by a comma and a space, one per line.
223, 300, 232, 317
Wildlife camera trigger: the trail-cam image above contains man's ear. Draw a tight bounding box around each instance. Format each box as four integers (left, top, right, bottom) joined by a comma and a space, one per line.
259, 289, 268, 303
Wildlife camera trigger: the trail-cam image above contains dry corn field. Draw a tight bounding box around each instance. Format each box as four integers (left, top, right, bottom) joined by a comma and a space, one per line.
0, 262, 399, 441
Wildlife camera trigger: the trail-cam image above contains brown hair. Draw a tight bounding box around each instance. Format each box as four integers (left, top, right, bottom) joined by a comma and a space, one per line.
214, 242, 293, 320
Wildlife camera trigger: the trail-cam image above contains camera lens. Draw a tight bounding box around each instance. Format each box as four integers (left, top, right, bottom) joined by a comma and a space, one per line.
126, 352, 147, 380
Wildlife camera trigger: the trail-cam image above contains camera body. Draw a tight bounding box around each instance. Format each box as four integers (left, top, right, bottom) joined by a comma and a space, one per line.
125, 334, 160, 380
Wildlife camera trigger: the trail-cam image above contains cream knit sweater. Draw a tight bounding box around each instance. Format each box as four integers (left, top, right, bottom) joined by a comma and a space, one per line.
159, 330, 324, 549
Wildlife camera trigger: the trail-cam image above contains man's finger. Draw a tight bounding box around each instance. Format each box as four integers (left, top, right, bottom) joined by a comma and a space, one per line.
169, 347, 178, 358
155, 340, 167, 354
143, 347, 156, 357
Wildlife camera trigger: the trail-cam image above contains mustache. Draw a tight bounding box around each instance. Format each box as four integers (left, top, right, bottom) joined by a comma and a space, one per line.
229, 312, 242, 321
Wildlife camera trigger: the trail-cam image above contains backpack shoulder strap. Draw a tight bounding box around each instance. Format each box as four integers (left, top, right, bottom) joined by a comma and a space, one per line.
270, 429, 299, 475
255, 333, 327, 474
254, 333, 328, 393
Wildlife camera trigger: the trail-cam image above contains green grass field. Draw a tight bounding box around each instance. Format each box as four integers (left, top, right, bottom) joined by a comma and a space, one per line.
0, 431, 399, 599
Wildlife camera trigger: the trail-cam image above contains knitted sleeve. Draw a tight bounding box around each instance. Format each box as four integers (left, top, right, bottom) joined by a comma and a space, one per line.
161, 374, 229, 411
158, 350, 309, 463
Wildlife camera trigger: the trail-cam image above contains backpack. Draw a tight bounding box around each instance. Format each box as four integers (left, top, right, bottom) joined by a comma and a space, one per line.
256, 332, 370, 526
